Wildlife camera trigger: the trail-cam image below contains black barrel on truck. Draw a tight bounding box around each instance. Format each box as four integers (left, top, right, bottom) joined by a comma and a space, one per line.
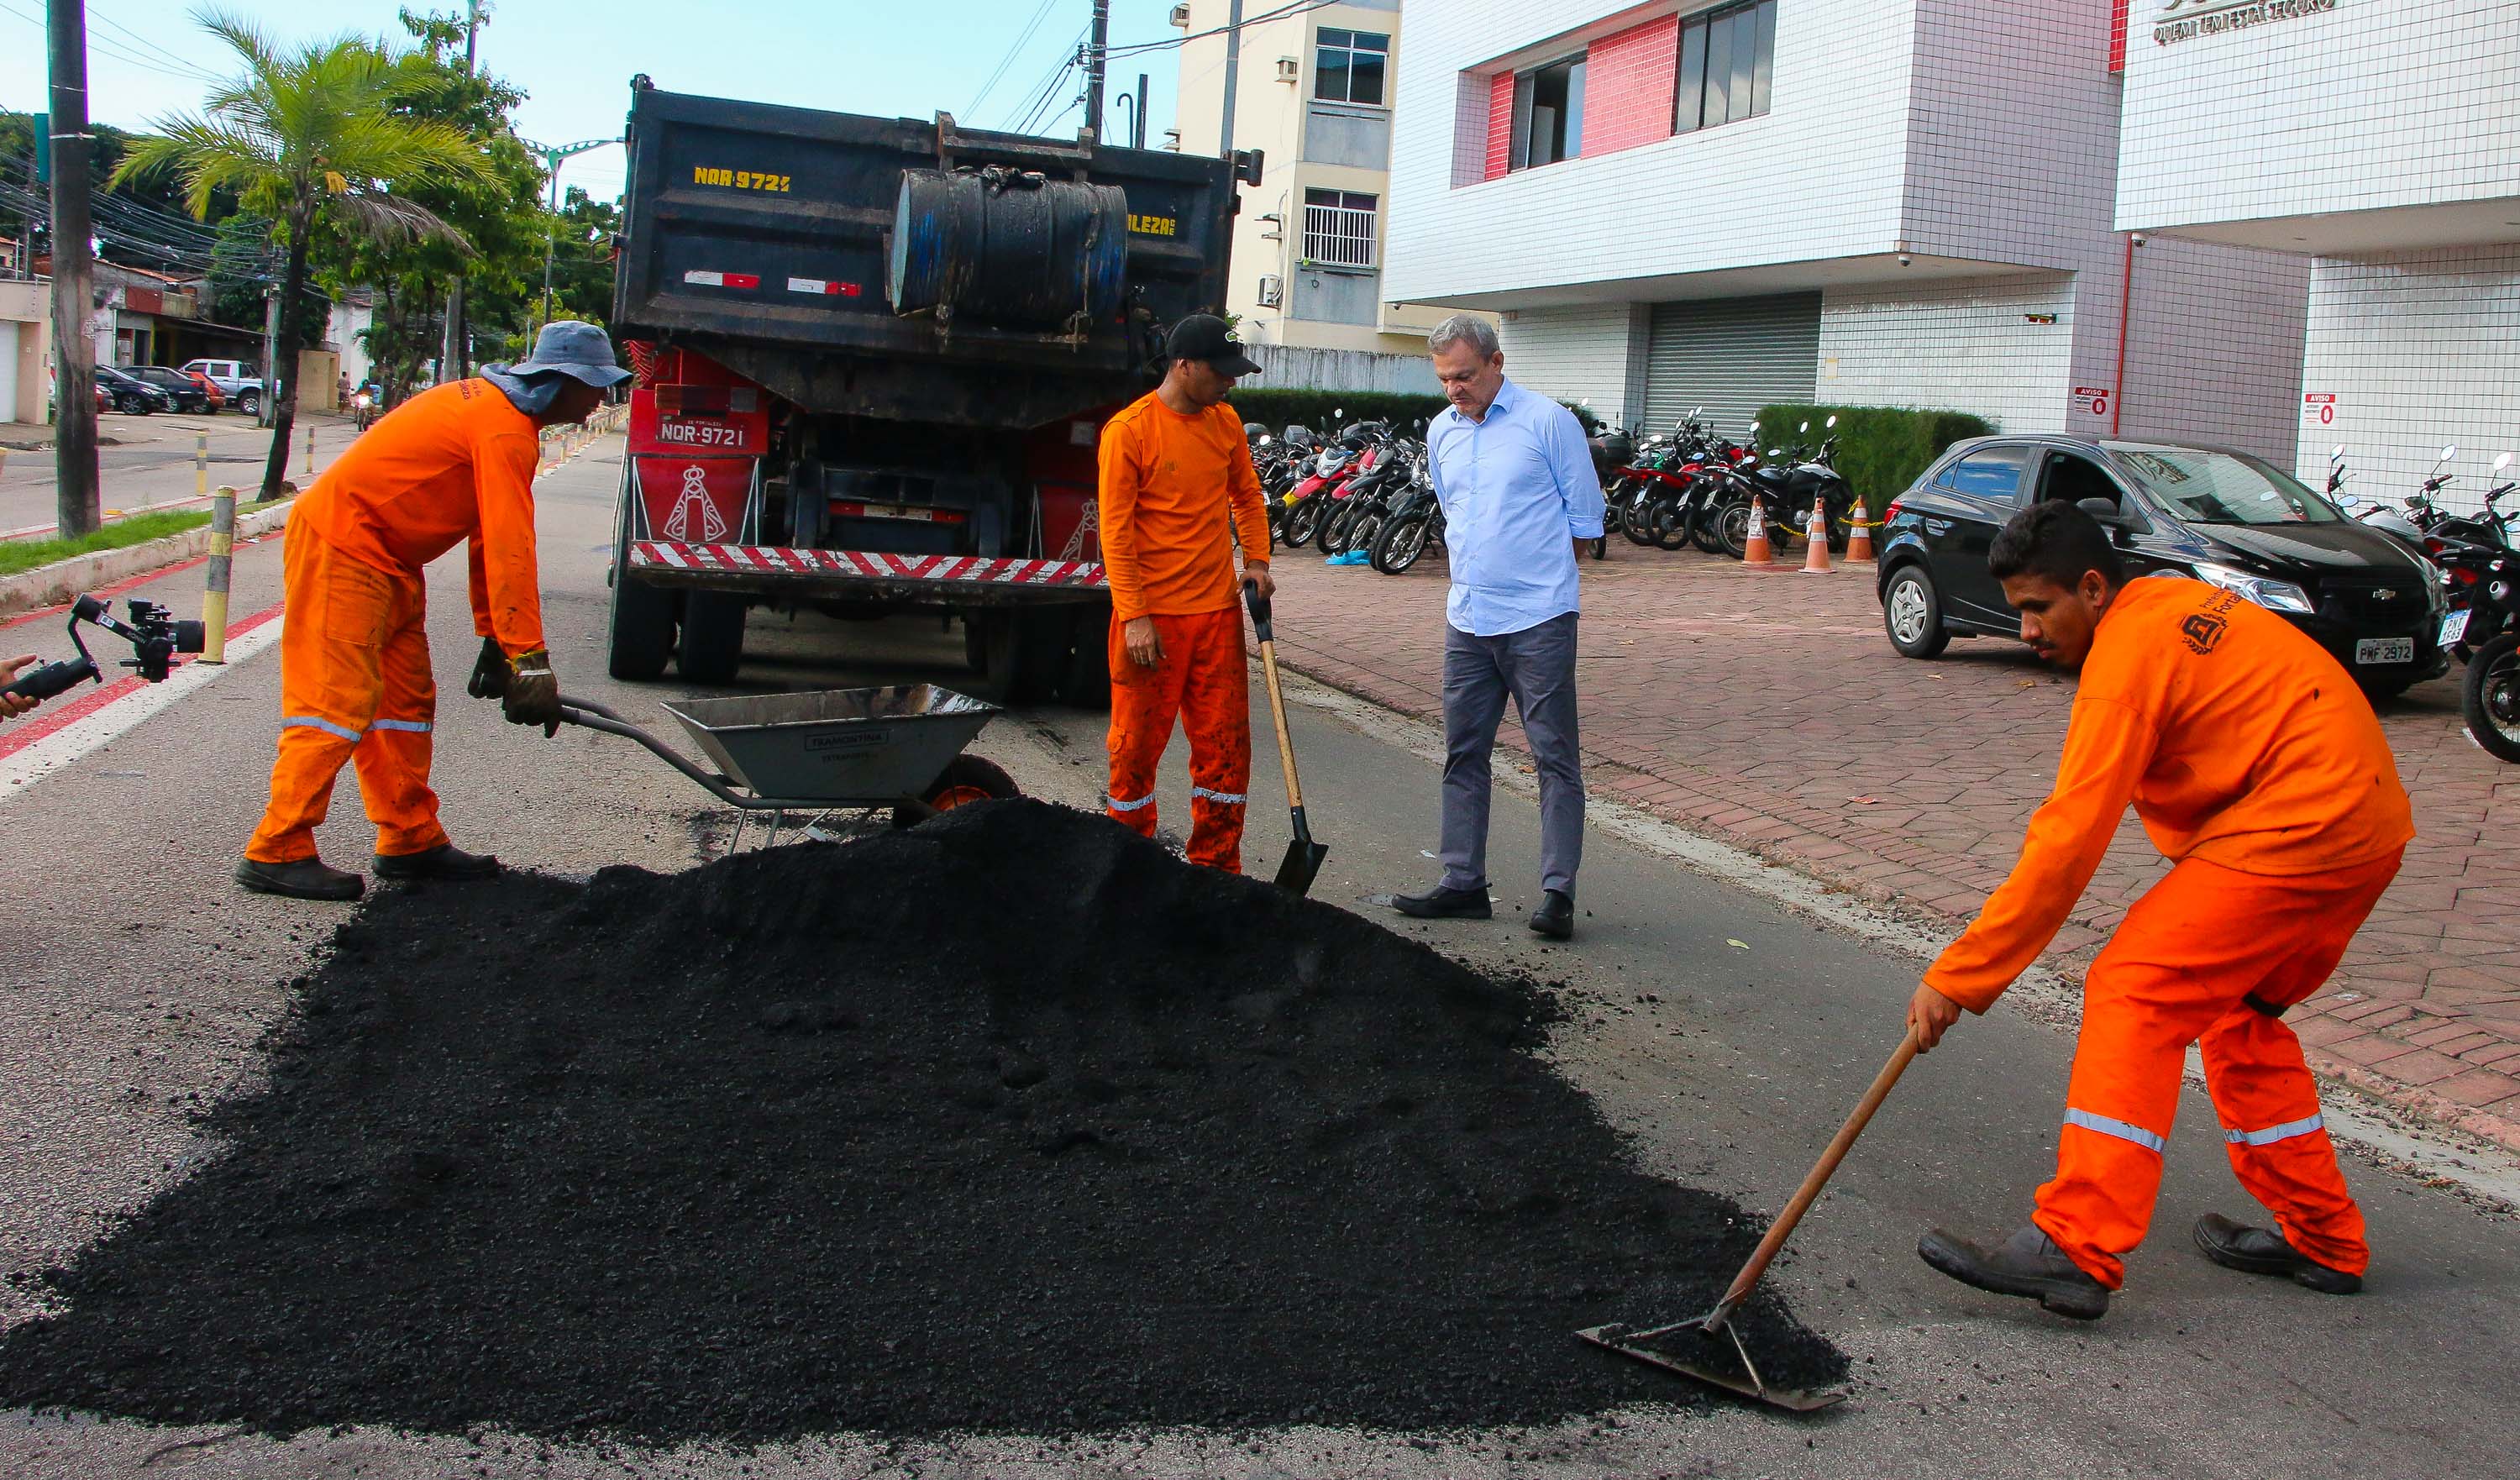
606, 80, 1261, 705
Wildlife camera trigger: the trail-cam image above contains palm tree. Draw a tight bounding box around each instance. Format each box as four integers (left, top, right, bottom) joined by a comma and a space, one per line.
114, 8, 491, 499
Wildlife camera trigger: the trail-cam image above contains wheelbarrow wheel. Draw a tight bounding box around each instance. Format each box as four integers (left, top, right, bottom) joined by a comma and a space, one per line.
890, 754, 1020, 829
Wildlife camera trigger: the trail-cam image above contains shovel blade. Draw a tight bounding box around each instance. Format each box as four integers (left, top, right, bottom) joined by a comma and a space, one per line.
1575, 1324, 1845, 1414
1273, 839, 1329, 895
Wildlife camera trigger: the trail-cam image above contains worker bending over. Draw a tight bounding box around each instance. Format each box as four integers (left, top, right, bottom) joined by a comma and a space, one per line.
1099, 314, 1273, 872
1911, 501, 2411, 1319
236, 322, 632, 901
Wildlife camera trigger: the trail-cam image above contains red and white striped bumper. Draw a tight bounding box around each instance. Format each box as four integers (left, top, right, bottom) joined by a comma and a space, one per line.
627, 542, 1108, 607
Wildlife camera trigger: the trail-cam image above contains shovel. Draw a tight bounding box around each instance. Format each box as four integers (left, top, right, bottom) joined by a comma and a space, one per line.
1244, 578, 1328, 895
1578, 1028, 1920, 1413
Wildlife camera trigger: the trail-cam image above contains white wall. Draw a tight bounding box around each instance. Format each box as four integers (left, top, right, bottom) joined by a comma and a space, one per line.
1384, 0, 1918, 303
2296, 244, 2520, 516
2119, 0, 2520, 232
1244, 341, 1440, 393
1818, 275, 2077, 434
1496, 302, 1647, 424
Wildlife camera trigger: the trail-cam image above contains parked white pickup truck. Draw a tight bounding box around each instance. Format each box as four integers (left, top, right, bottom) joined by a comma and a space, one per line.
178, 358, 265, 416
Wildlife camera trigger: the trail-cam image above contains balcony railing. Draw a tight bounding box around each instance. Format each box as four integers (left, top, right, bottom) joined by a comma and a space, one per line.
1300, 204, 1378, 270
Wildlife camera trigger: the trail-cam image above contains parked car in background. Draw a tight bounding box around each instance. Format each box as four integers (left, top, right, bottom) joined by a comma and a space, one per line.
129, 365, 218, 413
178, 358, 263, 416
95, 365, 175, 416
1875, 435, 2448, 699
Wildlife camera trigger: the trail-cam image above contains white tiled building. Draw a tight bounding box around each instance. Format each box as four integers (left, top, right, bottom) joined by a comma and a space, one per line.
1382, 0, 2312, 463
2118, 0, 2520, 509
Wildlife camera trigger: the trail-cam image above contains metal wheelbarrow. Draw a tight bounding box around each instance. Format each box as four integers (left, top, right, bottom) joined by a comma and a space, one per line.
558, 684, 1017, 850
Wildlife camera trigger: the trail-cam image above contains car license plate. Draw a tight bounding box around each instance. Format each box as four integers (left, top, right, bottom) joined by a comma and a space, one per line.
2439, 610, 2470, 648
2355, 637, 2415, 665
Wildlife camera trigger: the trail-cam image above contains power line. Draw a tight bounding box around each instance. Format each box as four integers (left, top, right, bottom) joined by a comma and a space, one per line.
997, 24, 1088, 133
87, 0, 225, 83
1103, 0, 1334, 58
967, 0, 1063, 119
0, 0, 226, 85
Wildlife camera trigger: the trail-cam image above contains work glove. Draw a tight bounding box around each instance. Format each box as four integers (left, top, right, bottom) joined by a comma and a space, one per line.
501, 648, 562, 737
465, 635, 509, 701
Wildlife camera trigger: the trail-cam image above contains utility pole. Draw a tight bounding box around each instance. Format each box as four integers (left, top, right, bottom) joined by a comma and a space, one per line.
529, 138, 621, 337
1220, 1, 1244, 155
48, 0, 99, 537
259, 286, 279, 429
1084, 0, 1110, 140
441, 0, 483, 382
1135, 71, 1149, 148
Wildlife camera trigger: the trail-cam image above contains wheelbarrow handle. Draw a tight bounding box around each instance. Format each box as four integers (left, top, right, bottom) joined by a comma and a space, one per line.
557, 700, 830, 813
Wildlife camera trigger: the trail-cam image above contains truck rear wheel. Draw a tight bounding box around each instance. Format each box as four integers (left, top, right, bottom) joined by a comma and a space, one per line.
677, 591, 747, 685
607, 485, 675, 680
1063, 602, 1111, 711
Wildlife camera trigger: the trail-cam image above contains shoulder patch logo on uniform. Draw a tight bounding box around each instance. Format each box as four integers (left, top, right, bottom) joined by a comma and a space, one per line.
2179, 611, 2228, 654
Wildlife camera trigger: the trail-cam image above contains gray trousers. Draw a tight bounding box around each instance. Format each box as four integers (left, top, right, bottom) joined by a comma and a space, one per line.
1440, 612, 1583, 898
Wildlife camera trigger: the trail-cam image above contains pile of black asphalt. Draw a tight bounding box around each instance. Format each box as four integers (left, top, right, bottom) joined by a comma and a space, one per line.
0, 800, 1845, 1443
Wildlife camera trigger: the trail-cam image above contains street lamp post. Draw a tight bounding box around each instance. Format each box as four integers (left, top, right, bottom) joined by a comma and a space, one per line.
528, 136, 621, 338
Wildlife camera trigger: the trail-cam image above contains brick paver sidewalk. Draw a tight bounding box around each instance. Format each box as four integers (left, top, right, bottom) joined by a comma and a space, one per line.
1267, 543, 2520, 1152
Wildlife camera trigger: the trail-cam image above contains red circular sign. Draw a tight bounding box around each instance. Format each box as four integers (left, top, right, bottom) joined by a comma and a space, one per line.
2088, 394, 2108, 417
2319, 405, 2334, 425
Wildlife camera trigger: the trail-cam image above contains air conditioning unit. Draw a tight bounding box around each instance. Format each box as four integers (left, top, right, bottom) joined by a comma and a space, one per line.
1275, 56, 1299, 83
1257, 275, 1284, 307
1169, 3, 1189, 27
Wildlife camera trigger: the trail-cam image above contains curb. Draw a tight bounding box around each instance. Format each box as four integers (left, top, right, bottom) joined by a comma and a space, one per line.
0, 500, 294, 620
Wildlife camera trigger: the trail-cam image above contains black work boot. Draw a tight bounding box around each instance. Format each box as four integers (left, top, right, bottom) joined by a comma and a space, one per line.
374, 843, 501, 881
1528, 889, 1574, 940
2192, 1213, 2362, 1294
1394, 884, 1493, 921
234, 857, 365, 902
1918, 1224, 2111, 1319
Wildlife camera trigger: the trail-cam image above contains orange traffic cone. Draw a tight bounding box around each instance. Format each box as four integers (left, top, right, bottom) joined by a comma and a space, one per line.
1741, 494, 1776, 568
1845, 498, 1877, 565
1801, 494, 1834, 574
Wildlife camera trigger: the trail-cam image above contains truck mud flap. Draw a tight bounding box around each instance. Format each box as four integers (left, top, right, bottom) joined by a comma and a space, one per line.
628, 542, 1109, 609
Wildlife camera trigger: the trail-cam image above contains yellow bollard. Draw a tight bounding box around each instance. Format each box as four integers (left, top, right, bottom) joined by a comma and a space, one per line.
201, 487, 236, 664
303, 422, 315, 480
196, 432, 208, 501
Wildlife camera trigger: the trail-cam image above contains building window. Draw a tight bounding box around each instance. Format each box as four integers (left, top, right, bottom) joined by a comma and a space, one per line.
1510, 53, 1587, 170
1676, 0, 1776, 135
1315, 29, 1390, 106
1301, 189, 1378, 270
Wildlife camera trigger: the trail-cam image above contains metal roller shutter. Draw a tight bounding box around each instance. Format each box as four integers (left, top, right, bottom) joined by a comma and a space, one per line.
1642, 292, 1821, 442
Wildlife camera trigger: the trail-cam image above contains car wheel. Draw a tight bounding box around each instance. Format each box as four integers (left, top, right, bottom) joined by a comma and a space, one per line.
1882, 564, 1950, 659
237, 390, 260, 417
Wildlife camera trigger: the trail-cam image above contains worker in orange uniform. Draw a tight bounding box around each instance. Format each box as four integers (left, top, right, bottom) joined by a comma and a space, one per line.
234, 322, 632, 901
1099, 313, 1273, 871
1908, 500, 2412, 1319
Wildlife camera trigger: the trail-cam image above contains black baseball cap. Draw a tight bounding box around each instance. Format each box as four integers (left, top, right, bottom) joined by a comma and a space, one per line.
1165, 313, 1263, 377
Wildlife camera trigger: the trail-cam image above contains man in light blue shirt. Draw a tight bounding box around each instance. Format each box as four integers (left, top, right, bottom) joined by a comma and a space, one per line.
1394, 315, 1604, 940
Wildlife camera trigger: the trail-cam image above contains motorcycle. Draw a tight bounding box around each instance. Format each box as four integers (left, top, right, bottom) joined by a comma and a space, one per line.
2460, 533, 2520, 762
1370, 454, 1446, 574
1702, 416, 1852, 560
352, 388, 377, 432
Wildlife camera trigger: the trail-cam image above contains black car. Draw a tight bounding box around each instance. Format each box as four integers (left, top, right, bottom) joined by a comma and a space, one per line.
95, 365, 174, 416
128, 365, 215, 413
1876, 436, 2449, 697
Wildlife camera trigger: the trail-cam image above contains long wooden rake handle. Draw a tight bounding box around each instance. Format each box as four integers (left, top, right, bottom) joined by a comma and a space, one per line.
1704, 1030, 1920, 1330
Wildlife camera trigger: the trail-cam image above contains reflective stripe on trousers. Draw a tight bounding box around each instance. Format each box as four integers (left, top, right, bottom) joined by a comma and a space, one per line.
2063, 1108, 2166, 1154
2224, 1113, 2323, 1147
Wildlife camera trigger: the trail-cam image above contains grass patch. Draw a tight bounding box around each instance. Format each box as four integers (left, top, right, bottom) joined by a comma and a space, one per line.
0, 498, 289, 578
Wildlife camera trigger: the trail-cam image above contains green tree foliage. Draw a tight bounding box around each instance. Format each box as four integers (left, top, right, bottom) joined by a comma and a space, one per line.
113, 7, 491, 498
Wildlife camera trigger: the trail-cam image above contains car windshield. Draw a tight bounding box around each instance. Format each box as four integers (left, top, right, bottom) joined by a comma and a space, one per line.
2108, 446, 2342, 525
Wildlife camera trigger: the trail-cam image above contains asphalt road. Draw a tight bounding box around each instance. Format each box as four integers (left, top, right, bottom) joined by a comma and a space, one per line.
0, 412, 361, 536
1, 438, 2512, 1478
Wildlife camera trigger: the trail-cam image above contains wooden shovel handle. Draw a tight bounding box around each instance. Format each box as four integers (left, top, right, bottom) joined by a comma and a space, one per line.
1246, 580, 1304, 811
1709, 1030, 1919, 1325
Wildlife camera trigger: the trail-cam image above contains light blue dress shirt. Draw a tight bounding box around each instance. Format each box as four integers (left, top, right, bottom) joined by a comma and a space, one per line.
1427, 377, 1607, 637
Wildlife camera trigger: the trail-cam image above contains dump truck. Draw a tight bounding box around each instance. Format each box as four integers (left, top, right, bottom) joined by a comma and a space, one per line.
606, 79, 1260, 706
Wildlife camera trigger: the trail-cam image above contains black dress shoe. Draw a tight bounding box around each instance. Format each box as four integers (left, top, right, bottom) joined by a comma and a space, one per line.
1528, 890, 1574, 940
374, 843, 502, 881
234, 857, 365, 901
2192, 1213, 2362, 1294
1393, 884, 1492, 920
1919, 1224, 2111, 1319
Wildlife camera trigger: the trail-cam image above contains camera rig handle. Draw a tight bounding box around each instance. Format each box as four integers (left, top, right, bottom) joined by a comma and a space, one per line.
0, 594, 205, 701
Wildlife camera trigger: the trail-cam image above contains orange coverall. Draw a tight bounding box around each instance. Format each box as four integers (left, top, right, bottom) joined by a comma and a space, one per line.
1098, 391, 1273, 872
244, 380, 545, 864
1926, 577, 2412, 1287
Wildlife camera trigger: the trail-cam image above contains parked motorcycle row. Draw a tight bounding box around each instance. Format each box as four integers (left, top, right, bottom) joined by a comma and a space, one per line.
1599, 409, 1857, 561
1249, 416, 1448, 575
2331, 442, 2520, 760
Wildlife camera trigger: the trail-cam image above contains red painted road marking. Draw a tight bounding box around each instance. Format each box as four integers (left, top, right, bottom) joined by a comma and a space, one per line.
0, 599, 284, 764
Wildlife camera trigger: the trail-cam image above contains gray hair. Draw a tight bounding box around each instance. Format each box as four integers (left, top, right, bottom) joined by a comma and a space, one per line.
1427, 313, 1499, 358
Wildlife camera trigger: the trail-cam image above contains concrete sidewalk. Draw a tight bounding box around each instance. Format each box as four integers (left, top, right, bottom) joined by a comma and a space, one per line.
1266, 543, 2520, 1152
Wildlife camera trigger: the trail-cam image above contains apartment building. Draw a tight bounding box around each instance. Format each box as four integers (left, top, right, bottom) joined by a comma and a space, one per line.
1381, 0, 2310, 463
1173, 0, 1452, 386
2119, 0, 2520, 505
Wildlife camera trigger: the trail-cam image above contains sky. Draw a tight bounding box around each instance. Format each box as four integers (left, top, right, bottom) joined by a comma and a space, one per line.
0, 1, 1194, 207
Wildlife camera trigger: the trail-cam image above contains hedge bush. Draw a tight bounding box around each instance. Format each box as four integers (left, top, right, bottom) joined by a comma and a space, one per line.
1755, 402, 1995, 519
1223, 389, 1604, 439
